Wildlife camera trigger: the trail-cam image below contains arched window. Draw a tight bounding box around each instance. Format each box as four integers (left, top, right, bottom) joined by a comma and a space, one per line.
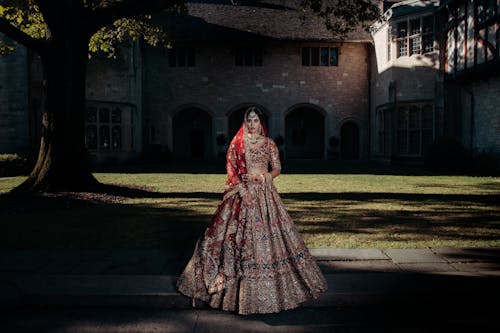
99, 125, 110, 150
85, 104, 123, 151
112, 126, 122, 150
85, 125, 97, 150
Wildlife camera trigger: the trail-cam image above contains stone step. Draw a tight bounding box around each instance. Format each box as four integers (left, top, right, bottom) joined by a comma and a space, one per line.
3, 272, 499, 309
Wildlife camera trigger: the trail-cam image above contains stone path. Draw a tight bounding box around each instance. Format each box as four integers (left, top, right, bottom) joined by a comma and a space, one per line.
1, 247, 499, 310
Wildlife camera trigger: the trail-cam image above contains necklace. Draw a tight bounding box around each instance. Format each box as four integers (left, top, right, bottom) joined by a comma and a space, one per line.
247, 134, 260, 144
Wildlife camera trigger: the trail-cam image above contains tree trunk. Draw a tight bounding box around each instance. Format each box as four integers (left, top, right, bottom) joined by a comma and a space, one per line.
13, 29, 99, 193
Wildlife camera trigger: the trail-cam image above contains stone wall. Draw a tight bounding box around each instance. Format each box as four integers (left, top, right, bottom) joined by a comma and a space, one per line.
0, 39, 29, 153
472, 75, 500, 156
142, 41, 371, 159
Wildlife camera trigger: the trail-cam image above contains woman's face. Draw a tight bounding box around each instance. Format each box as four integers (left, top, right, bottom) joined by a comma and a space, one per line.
246, 113, 261, 135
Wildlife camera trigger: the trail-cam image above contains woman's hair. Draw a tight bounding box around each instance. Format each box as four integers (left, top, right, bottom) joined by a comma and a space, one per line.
244, 106, 265, 124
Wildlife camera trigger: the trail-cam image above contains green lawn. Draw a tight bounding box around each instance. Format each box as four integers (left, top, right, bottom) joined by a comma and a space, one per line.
1, 166, 499, 249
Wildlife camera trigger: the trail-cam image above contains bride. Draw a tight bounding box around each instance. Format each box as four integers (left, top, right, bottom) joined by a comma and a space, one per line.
176, 106, 328, 315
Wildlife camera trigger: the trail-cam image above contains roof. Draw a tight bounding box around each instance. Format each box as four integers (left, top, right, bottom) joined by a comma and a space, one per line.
370, 0, 439, 33
387, 0, 439, 18
160, 0, 373, 43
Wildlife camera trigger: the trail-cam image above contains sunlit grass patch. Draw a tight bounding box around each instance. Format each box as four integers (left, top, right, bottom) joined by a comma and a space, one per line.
0, 170, 499, 249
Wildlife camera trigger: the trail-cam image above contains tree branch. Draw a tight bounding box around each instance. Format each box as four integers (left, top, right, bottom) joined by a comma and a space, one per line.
0, 17, 46, 54
87, 0, 184, 33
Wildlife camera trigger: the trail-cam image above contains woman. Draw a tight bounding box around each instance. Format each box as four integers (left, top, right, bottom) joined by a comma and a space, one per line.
176, 107, 328, 315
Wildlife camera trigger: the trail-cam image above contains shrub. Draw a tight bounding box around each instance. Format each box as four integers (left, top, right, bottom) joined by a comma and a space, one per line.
471, 151, 499, 176
424, 138, 471, 173
140, 144, 172, 163
0, 153, 33, 177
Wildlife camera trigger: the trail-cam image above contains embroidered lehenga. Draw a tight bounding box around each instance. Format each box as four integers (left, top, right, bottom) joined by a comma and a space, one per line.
176, 124, 328, 315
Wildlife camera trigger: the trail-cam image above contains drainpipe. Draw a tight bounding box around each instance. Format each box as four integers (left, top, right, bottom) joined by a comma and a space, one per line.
367, 43, 372, 161
389, 80, 398, 161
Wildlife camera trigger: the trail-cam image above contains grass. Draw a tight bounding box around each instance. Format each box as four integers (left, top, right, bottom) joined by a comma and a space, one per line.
1, 161, 499, 250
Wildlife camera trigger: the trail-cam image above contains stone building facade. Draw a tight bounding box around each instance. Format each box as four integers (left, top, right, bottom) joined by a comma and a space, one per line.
84, 0, 375, 163
1, 0, 499, 164
370, 0, 443, 162
141, 40, 370, 160
0, 38, 30, 153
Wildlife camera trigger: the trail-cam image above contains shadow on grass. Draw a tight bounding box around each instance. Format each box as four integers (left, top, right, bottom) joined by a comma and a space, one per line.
0, 182, 499, 250
283, 192, 500, 242
93, 159, 451, 176
2, 186, 498, 212
0, 184, 213, 250
281, 192, 500, 203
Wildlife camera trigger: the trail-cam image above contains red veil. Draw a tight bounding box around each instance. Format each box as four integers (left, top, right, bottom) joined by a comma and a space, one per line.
225, 120, 269, 188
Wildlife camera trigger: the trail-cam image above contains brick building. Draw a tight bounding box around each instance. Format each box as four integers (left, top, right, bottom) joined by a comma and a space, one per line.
1, 0, 499, 164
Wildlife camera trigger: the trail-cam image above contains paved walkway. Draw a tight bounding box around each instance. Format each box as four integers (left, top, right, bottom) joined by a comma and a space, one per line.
1, 247, 499, 311
2, 304, 498, 332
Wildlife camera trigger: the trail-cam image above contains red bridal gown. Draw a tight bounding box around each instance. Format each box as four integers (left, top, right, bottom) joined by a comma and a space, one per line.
176, 136, 328, 315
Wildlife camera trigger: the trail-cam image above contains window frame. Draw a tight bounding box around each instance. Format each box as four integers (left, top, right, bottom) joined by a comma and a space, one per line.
393, 15, 435, 59
301, 46, 339, 66
168, 47, 196, 67
85, 104, 124, 152
396, 103, 435, 156
234, 46, 263, 67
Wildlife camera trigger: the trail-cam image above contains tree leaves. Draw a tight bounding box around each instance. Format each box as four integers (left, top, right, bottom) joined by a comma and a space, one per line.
0, 0, 47, 49
89, 16, 170, 58
0, 0, 180, 57
0, 0, 381, 57
299, 0, 381, 38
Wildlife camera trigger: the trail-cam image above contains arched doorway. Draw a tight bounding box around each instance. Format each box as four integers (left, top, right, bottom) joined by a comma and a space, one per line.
228, 106, 269, 140
173, 107, 213, 159
341, 121, 360, 159
285, 107, 325, 159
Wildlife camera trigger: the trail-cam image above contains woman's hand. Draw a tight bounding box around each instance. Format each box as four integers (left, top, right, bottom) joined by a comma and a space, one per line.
241, 174, 249, 183
242, 174, 265, 184
252, 174, 265, 184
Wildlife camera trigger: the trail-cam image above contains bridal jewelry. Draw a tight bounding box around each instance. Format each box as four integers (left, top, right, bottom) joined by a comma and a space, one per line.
247, 133, 260, 144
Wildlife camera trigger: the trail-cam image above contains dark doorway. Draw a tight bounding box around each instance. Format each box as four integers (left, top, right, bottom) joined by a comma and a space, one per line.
190, 129, 204, 158
341, 122, 360, 159
173, 108, 212, 159
285, 107, 325, 159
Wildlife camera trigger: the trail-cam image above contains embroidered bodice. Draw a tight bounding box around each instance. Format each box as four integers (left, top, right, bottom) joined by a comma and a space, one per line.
245, 137, 281, 174
226, 135, 281, 187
